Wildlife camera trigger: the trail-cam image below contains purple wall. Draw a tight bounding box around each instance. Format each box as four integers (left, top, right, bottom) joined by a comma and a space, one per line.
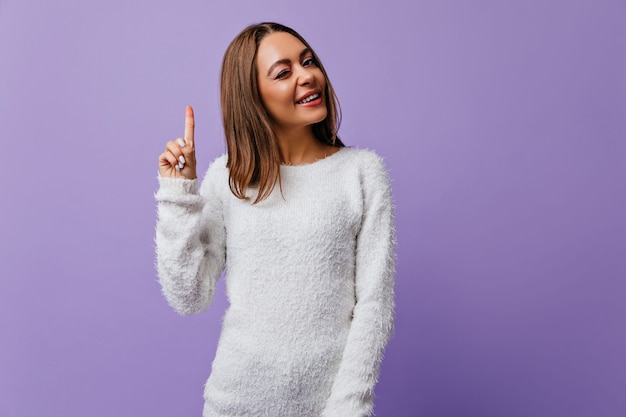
1, 1, 624, 416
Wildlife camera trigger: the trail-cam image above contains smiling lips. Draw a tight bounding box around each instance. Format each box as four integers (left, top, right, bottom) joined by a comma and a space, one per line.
296, 91, 322, 105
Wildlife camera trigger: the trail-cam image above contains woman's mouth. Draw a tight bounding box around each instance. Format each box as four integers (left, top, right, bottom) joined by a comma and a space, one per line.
296, 92, 321, 105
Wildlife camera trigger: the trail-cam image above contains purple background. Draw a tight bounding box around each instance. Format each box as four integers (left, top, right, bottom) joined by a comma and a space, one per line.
1, 0, 625, 416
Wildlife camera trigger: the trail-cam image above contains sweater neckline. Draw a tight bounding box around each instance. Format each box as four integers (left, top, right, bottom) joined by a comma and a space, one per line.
280, 147, 346, 170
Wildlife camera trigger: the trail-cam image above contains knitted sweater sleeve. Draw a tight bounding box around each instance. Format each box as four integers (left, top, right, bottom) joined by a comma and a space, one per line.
321, 152, 397, 417
154, 161, 226, 315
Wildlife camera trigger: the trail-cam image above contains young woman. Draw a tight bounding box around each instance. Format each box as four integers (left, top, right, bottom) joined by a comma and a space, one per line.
155, 22, 396, 417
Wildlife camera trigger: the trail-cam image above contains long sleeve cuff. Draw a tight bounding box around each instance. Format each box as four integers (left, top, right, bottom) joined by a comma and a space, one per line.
155, 175, 200, 207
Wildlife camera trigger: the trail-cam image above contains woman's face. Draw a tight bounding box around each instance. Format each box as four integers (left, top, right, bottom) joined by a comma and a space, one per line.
256, 32, 327, 133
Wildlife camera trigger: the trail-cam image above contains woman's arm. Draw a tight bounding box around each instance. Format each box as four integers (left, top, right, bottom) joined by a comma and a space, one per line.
154, 162, 226, 315
155, 106, 226, 315
322, 152, 397, 417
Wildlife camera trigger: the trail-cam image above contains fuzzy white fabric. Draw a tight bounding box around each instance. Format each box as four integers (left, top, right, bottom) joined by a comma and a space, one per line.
155, 147, 396, 417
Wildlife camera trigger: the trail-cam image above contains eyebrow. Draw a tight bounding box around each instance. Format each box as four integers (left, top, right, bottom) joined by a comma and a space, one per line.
266, 48, 311, 77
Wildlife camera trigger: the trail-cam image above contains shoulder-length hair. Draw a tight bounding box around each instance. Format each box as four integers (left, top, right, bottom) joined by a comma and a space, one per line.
220, 22, 344, 204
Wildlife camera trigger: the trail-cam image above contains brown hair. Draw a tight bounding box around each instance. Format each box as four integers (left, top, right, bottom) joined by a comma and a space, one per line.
220, 22, 344, 204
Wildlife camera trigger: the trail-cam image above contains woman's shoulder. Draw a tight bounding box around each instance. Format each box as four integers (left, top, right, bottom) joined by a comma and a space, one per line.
198, 153, 229, 196
203, 153, 229, 178
337, 147, 390, 176
210, 153, 229, 169
340, 146, 384, 161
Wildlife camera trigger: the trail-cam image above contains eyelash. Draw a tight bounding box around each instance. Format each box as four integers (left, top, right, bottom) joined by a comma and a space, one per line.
275, 57, 316, 80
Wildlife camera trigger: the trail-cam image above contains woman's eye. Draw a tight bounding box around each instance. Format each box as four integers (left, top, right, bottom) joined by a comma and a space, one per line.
275, 69, 290, 79
302, 57, 316, 67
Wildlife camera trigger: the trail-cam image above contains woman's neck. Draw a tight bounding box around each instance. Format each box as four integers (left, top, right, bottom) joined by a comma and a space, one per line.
275, 126, 333, 166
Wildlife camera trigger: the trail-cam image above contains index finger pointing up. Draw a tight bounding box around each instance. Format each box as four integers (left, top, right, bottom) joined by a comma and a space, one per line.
184, 105, 195, 145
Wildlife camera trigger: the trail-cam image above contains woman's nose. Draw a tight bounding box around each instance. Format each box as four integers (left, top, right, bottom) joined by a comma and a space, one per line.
296, 66, 314, 85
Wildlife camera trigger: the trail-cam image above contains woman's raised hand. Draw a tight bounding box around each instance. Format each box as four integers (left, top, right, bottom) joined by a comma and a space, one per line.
158, 105, 198, 179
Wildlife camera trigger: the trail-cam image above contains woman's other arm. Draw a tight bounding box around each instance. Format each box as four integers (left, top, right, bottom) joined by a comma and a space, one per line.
322, 151, 397, 417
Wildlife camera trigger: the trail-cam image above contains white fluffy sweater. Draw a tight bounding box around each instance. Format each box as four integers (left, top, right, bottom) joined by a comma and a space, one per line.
155, 147, 396, 417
